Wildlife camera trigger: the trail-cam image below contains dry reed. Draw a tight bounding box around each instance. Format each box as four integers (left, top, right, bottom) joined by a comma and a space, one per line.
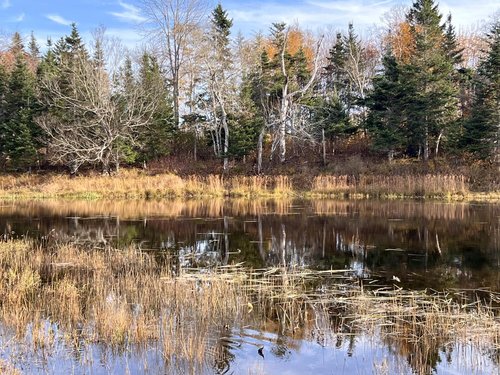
0, 239, 498, 374
311, 174, 470, 198
1, 170, 495, 201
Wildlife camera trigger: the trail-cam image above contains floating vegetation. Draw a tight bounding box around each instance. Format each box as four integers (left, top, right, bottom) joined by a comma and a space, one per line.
0, 239, 499, 374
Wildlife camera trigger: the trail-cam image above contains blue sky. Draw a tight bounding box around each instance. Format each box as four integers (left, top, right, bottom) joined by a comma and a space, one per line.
0, 0, 498, 48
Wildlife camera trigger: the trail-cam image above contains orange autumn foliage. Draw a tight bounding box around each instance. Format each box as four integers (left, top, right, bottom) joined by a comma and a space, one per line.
386, 22, 415, 64
263, 27, 315, 71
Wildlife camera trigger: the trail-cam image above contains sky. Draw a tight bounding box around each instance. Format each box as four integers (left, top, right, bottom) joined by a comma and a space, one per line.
0, 0, 498, 49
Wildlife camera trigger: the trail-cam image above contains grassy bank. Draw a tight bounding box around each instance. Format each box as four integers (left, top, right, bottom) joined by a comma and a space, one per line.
0, 239, 499, 374
0, 170, 498, 201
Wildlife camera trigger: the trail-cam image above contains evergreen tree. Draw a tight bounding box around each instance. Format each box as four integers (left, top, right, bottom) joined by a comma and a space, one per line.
366, 50, 406, 160
442, 14, 463, 66
137, 53, 176, 161
0, 64, 8, 147
342, 23, 363, 112
205, 3, 235, 168
211, 3, 233, 71
0, 51, 39, 168
462, 21, 500, 161
230, 68, 263, 159
65, 23, 87, 57
402, 0, 459, 160
93, 37, 105, 69
28, 31, 40, 61
9, 32, 24, 55
323, 32, 347, 98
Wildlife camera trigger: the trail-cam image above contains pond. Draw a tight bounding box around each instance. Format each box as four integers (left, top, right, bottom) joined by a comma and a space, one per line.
0, 199, 499, 374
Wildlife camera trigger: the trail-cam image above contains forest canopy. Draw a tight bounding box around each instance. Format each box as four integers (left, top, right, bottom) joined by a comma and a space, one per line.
0, 0, 498, 174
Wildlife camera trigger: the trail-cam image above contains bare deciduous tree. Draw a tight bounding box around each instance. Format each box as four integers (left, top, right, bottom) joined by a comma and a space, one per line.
37, 42, 158, 174
272, 28, 324, 163
139, 0, 208, 127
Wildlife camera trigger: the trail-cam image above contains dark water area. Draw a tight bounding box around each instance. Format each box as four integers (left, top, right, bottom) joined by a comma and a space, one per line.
1, 199, 499, 292
1, 199, 500, 375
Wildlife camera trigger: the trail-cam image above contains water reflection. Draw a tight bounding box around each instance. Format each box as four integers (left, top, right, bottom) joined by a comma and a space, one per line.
1, 199, 499, 291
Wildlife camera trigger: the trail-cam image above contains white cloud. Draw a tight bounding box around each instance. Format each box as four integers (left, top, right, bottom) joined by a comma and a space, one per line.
109, 1, 147, 23
46, 14, 74, 26
228, 0, 394, 35
1, 0, 11, 9
12, 12, 24, 22
226, 0, 498, 36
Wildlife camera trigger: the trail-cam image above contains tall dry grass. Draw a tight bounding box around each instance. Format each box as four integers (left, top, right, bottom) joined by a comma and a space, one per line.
0, 239, 499, 374
311, 174, 469, 198
0, 171, 296, 199
0, 170, 491, 200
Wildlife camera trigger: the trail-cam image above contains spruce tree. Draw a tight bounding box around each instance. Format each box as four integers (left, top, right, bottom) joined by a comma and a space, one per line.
462, 21, 500, 161
0, 51, 39, 168
137, 53, 175, 161
28, 31, 40, 61
366, 50, 406, 160
10, 32, 24, 55
324, 32, 347, 98
402, 0, 459, 160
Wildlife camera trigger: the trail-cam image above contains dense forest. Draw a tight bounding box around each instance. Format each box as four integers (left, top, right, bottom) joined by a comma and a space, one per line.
0, 0, 498, 175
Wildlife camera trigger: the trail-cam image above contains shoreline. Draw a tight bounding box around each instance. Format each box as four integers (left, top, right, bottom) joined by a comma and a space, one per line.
1, 170, 499, 202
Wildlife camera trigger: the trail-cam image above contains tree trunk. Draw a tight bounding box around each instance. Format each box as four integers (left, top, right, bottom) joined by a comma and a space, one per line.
322, 128, 326, 166
257, 127, 265, 174
102, 147, 113, 175
173, 72, 180, 127
435, 130, 443, 158
222, 112, 229, 171
279, 90, 289, 163
194, 132, 197, 162
423, 123, 429, 161
115, 149, 120, 173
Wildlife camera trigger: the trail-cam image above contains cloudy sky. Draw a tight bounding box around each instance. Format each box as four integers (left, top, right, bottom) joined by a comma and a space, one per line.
0, 0, 497, 48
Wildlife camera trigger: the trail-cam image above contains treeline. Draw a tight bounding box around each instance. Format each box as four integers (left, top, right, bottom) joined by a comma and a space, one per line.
0, 0, 498, 174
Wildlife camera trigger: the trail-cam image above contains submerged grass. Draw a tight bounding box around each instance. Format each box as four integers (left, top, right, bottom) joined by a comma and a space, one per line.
0, 239, 499, 374
1, 170, 497, 200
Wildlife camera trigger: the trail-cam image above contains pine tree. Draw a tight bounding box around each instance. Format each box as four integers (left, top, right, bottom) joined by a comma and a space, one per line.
462, 21, 500, 161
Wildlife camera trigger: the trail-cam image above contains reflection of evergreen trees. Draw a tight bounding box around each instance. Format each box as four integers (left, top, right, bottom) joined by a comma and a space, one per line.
0, 199, 499, 290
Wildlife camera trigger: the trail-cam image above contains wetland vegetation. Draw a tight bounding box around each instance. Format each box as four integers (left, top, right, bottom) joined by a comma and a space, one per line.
0, 198, 499, 374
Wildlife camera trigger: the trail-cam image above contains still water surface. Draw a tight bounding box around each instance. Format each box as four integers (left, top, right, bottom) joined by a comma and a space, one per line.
1, 199, 499, 374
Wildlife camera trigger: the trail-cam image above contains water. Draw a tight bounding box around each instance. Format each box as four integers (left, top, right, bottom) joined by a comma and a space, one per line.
2, 199, 499, 291
1, 199, 499, 374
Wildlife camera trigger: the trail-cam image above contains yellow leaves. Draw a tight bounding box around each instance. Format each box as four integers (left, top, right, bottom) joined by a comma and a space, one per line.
386, 22, 415, 64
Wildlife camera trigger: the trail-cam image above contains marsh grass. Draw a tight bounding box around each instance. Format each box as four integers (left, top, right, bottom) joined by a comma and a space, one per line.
1, 170, 494, 201
0, 240, 499, 374
310, 174, 470, 198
